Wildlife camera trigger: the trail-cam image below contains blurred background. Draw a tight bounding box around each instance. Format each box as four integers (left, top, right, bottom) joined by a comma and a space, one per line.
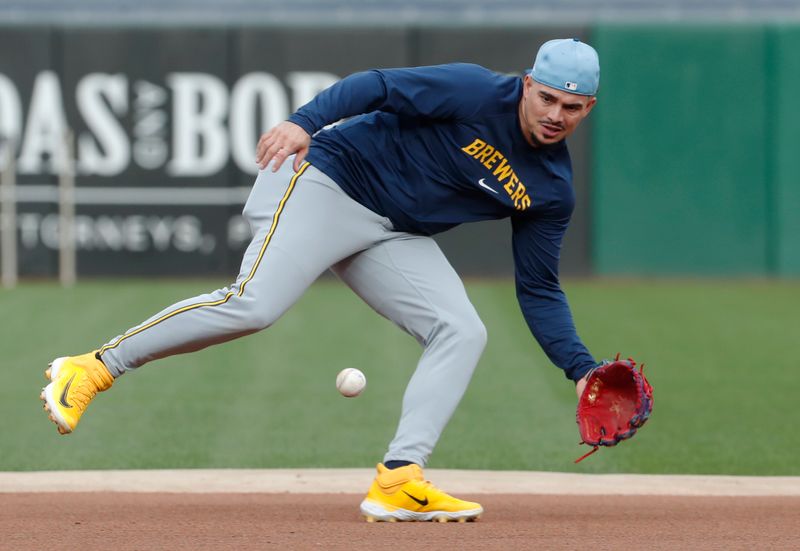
1, 1, 798, 474
1, 0, 798, 281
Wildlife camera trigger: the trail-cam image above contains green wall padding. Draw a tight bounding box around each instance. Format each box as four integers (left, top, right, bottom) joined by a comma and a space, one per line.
592, 25, 770, 275
772, 27, 800, 275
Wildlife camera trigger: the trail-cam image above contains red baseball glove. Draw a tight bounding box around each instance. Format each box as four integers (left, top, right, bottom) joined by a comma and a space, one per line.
574, 355, 653, 463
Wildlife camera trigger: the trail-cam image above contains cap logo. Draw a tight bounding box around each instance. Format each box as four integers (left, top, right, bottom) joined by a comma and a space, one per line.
565, 81, 578, 91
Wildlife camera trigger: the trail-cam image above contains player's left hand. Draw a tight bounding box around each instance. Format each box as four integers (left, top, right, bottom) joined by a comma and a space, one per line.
575, 372, 589, 398
574, 356, 653, 462
256, 121, 311, 173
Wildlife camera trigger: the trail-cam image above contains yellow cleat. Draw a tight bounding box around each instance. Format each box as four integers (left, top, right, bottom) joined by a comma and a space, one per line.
360, 463, 483, 522
40, 352, 114, 434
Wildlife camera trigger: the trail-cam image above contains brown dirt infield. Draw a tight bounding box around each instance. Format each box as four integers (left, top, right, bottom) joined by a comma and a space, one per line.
2, 493, 798, 550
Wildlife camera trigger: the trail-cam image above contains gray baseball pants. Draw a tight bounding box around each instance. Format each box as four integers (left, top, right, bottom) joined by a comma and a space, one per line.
99, 161, 487, 467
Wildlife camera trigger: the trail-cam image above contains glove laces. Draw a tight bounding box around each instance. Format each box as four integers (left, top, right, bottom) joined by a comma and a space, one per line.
574, 445, 599, 463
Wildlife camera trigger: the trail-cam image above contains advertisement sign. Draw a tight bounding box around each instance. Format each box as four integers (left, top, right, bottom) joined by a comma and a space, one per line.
0, 26, 590, 277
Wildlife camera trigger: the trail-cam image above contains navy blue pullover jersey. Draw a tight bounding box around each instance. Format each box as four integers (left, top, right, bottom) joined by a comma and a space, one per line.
288, 63, 596, 381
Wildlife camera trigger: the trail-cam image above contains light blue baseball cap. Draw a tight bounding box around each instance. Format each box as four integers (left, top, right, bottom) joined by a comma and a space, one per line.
531, 38, 600, 96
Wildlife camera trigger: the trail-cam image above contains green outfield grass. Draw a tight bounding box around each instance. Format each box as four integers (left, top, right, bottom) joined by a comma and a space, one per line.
2, 278, 797, 475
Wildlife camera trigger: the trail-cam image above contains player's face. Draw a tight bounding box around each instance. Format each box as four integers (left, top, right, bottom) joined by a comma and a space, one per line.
518, 75, 596, 147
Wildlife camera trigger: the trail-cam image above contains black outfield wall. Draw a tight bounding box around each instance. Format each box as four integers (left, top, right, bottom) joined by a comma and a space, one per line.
0, 25, 591, 278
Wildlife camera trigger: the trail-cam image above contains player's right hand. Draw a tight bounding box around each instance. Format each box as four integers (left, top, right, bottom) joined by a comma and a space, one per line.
256, 121, 311, 173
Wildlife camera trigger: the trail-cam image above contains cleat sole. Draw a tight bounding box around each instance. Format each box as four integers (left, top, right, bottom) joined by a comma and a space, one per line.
46, 357, 67, 381
360, 498, 482, 523
40, 366, 74, 435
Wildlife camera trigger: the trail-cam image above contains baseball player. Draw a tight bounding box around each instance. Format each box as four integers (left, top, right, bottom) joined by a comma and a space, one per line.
42, 38, 600, 522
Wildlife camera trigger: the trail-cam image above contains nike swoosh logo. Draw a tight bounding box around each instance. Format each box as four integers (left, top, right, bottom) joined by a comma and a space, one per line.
402, 490, 429, 506
478, 178, 498, 194
59, 374, 76, 409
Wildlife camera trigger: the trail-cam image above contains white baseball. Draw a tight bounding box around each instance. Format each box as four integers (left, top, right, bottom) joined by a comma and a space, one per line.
336, 368, 366, 397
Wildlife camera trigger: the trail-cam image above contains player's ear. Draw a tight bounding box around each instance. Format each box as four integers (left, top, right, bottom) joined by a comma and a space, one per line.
584, 96, 597, 116
522, 74, 533, 97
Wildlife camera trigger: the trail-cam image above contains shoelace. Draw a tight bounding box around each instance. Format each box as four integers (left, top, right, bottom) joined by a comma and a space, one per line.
419, 479, 450, 499
66, 371, 102, 409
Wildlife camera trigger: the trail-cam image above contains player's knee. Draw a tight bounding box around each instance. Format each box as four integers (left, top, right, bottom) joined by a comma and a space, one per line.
461, 313, 488, 351
431, 311, 487, 353
248, 307, 282, 331
232, 295, 280, 332
245, 312, 278, 332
